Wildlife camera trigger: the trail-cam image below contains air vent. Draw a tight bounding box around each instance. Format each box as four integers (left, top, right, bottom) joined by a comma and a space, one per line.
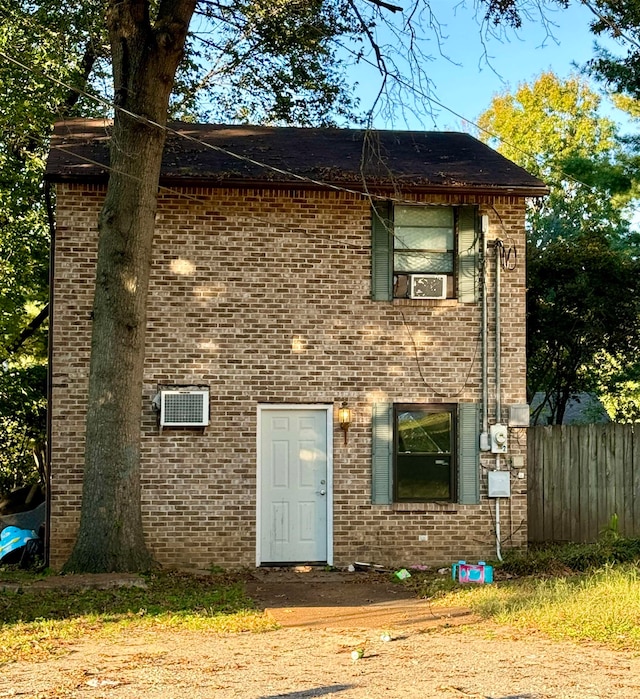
159, 389, 209, 427
409, 274, 447, 299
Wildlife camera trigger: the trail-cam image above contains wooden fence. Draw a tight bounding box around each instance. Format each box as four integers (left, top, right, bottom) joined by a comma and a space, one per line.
527, 424, 640, 542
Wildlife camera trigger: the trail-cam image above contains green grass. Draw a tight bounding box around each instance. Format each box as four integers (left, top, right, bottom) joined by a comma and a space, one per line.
408, 539, 640, 652
433, 564, 640, 650
0, 570, 276, 663
4, 541, 640, 664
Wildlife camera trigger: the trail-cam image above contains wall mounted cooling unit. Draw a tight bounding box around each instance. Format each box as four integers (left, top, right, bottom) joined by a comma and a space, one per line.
158, 389, 209, 428
409, 274, 447, 300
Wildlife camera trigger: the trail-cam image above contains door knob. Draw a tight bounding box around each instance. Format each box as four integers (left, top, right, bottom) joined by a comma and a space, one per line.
319, 489, 326, 496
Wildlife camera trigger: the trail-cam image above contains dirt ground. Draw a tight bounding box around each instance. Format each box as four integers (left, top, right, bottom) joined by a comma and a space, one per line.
2, 569, 640, 699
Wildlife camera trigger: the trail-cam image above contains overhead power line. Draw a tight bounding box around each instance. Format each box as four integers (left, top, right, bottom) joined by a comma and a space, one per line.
0, 3, 633, 211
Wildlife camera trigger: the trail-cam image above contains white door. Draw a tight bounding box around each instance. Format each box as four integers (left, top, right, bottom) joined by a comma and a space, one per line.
258, 407, 331, 564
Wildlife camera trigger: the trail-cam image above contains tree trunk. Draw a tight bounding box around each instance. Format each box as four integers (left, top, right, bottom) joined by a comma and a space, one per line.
64, 0, 195, 573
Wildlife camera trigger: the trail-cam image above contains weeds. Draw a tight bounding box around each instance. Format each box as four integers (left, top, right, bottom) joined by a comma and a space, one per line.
498, 536, 640, 576
0, 570, 276, 663
408, 538, 640, 652
406, 571, 459, 599
3, 539, 640, 663
443, 564, 640, 650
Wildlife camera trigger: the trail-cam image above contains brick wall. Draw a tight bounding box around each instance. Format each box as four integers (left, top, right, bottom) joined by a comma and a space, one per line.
50, 183, 529, 570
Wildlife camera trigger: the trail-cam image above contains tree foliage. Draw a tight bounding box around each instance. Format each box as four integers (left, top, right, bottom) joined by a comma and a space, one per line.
0, 365, 47, 492
527, 235, 640, 424
478, 72, 640, 424
0, 2, 111, 493
594, 352, 640, 423
2, 0, 619, 568
188, 0, 360, 125
478, 73, 633, 245
585, 0, 640, 100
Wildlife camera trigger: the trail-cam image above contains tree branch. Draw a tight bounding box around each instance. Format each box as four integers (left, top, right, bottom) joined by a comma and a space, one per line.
1, 304, 49, 362
156, 0, 199, 27
59, 42, 98, 116
364, 0, 403, 11
347, 0, 388, 76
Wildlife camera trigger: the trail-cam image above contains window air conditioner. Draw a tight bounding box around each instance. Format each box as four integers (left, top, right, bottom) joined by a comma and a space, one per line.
409, 274, 447, 300
159, 389, 209, 427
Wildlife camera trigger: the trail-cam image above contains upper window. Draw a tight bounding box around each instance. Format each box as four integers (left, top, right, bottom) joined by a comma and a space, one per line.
370, 202, 479, 304
393, 206, 455, 299
394, 404, 455, 502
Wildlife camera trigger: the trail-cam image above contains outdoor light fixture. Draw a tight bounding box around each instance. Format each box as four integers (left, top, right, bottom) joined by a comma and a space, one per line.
338, 401, 352, 445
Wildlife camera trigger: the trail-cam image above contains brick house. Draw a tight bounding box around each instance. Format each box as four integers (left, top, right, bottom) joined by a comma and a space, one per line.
45, 119, 546, 570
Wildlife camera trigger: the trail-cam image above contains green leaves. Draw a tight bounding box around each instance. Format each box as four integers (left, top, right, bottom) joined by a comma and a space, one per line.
527, 233, 640, 423
0, 364, 47, 492
478, 72, 640, 423
0, 2, 109, 491
478, 72, 619, 181
190, 0, 359, 125
586, 0, 640, 100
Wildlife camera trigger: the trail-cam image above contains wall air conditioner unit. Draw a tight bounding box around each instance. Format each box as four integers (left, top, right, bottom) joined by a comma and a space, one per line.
159, 389, 209, 428
409, 274, 447, 300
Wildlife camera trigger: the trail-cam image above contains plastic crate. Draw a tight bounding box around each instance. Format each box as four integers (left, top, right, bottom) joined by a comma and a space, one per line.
452, 560, 493, 584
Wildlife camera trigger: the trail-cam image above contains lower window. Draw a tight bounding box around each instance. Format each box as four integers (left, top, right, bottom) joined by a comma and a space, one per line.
394, 404, 456, 502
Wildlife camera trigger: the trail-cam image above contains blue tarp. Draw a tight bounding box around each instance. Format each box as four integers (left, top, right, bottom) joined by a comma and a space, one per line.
0, 526, 38, 562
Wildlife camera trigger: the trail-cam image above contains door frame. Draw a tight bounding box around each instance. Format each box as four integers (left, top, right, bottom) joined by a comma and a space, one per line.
256, 403, 334, 567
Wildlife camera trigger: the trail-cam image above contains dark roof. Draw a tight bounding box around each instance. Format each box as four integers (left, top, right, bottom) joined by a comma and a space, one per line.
45, 119, 548, 196
531, 393, 611, 426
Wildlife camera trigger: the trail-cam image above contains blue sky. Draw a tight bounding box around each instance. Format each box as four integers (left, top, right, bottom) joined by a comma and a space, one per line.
350, 1, 624, 131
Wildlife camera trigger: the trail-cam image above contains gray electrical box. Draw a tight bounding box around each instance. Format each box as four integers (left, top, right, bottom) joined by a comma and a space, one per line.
490, 423, 508, 453
508, 404, 530, 428
488, 470, 511, 498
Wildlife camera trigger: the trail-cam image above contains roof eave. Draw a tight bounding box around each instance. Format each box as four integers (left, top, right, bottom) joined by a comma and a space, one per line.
44, 172, 549, 198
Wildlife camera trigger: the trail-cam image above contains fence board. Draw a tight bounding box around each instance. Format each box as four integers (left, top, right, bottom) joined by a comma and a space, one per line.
620, 425, 633, 536
633, 428, 640, 535
542, 426, 556, 540
527, 423, 543, 541
587, 425, 599, 540
568, 426, 581, 542
598, 427, 611, 537
558, 426, 570, 540
528, 424, 640, 542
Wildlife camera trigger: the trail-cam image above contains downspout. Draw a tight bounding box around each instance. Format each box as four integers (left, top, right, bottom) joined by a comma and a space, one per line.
481, 216, 489, 441
495, 239, 502, 425
44, 180, 55, 568
495, 238, 503, 562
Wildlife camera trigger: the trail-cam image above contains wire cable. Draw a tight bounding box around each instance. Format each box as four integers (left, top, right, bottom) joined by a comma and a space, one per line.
399, 308, 481, 398
1, 3, 602, 205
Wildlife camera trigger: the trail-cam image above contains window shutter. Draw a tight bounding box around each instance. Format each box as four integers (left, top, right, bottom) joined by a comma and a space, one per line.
458, 402, 480, 504
458, 206, 479, 303
371, 402, 393, 504
371, 201, 393, 301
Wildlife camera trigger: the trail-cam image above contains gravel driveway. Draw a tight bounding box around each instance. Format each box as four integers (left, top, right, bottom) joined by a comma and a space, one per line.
2, 570, 640, 698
